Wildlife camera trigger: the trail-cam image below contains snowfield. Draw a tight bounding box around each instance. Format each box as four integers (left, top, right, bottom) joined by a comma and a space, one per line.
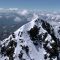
0, 11, 60, 60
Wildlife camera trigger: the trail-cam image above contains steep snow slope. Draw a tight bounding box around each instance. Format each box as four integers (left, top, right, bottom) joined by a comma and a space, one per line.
0, 18, 60, 60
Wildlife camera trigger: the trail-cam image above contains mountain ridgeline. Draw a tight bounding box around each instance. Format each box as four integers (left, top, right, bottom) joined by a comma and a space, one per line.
0, 18, 60, 60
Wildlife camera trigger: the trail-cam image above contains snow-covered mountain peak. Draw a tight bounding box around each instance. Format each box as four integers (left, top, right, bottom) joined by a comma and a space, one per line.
0, 18, 60, 60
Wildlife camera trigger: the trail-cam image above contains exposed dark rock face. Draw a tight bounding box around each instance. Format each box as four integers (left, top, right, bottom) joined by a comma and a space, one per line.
18, 51, 23, 59
1, 38, 17, 60
41, 20, 59, 60
58, 28, 60, 35
8, 40, 17, 47
28, 19, 60, 60
28, 25, 39, 41
41, 20, 57, 43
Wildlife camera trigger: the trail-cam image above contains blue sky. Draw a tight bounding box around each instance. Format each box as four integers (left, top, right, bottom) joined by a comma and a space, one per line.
0, 0, 60, 11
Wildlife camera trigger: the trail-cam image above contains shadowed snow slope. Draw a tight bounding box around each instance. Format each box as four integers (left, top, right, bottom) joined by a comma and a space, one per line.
0, 18, 60, 60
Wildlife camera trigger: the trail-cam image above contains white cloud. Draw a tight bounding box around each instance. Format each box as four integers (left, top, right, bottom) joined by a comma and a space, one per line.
32, 13, 38, 21
56, 15, 60, 20
8, 8, 18, 11
14, 17, 21, 22
21, 10, 28, 15
17, 10, 28, 16
0, 8, 18, 13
